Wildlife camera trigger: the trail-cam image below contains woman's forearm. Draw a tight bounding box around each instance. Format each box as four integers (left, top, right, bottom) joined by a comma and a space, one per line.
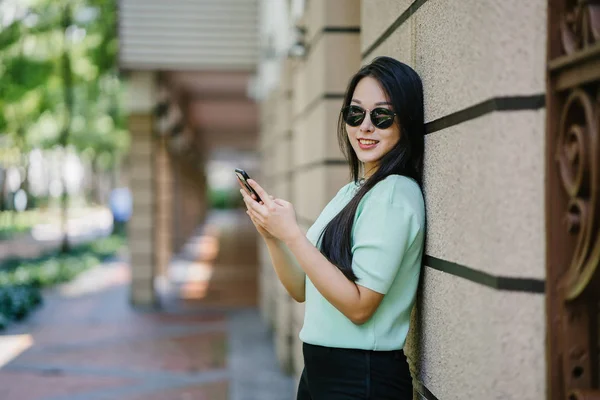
264, 237, 306, 302
283, 233, 367, 323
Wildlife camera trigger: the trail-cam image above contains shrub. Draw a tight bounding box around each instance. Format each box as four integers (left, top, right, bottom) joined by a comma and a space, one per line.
0, 234, 125, 330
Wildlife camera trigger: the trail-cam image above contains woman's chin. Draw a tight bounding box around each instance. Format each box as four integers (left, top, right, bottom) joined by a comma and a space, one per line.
357, 155, 380, 165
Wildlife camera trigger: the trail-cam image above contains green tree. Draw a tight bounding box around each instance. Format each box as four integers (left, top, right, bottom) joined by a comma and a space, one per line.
0, 0, 127, 252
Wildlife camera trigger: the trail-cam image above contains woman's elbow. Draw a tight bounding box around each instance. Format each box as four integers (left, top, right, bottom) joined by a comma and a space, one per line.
348, 309, 372, 325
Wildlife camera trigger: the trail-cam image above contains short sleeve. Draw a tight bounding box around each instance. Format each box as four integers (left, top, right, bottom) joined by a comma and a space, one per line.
351, 200, 418, 294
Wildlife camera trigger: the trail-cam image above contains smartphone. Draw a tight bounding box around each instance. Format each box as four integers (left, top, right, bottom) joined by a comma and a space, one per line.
235, 168, 262, 202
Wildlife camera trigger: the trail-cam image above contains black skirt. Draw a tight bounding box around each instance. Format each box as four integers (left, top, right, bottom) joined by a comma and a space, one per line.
297, 342, 413, 400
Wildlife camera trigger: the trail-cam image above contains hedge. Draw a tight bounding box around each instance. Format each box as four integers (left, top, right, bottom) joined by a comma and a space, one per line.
0, 234, 125, 330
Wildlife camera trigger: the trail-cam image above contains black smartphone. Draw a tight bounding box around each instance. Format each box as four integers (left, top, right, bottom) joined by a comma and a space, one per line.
235, 168, 262, 202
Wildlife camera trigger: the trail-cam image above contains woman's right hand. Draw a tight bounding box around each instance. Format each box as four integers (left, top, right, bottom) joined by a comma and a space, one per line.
237, 178, 276, 240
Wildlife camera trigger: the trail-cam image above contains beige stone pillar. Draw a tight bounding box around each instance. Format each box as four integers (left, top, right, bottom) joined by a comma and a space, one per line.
258, 90, 278, 328
171, 154, 207, 252
289, 0, 361, 378
127, 71, 159, 307
128, 113, 157, 306
153, 138, 173, 278
271, 58, 295, 373
257, 0, 361, 378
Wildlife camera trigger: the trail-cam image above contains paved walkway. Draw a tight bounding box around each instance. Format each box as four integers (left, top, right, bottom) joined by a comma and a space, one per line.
0, 210, 295, 400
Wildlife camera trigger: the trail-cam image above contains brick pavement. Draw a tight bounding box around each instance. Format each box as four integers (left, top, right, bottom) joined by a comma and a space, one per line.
0, 210, 295, 400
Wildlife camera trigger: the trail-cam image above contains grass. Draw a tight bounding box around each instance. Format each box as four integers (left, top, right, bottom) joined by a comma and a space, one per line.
0, 205, 108, 240
0, 210, 40, 240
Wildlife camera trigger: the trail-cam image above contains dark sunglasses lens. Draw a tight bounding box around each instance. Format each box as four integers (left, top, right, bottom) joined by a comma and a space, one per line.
371, 108, 395, 129
343, 106, 365, 126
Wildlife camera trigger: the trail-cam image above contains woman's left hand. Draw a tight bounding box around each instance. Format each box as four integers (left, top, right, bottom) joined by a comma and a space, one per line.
241, 179, 302, 244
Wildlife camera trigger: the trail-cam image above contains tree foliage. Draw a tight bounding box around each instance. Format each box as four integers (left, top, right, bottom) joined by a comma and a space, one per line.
0, 0, 127, 164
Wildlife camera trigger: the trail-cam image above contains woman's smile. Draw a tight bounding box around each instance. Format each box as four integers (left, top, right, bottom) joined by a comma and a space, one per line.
357, 138, 380, 150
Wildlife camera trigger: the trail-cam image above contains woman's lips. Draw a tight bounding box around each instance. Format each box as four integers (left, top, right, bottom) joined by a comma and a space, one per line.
358, 138, 379, 150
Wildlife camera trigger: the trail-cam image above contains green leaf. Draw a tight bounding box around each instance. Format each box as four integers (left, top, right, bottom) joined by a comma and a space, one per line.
1, 56, 54, 102
0, 21, 23, 50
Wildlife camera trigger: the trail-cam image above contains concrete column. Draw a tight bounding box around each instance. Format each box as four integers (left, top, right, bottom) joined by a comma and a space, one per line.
180, 159, 206, 245
127, 71, 159, 307
272, 58, 295, 373
257, 0, 361, 378
289, 0, 361, 378
128, 113, 157, 307
258, 90, 278, 328
153, 138, 173, 278
171, 155, 207, 252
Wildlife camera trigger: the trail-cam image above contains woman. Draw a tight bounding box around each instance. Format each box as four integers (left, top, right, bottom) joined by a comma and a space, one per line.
239, 56, 425, 399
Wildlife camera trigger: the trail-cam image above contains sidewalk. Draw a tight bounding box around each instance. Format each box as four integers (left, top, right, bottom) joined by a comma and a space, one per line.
0, 210, 295, 400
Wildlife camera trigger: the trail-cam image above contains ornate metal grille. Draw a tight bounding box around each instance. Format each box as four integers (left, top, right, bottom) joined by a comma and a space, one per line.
546, 1, 600, 399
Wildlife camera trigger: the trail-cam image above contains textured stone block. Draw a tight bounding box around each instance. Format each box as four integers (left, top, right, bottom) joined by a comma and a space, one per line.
424, 110, 545, 278
293, 164, 348, 222
411, 267, 545, 400
361, 0, 413, 53
292, 98, 345, 168
414, 0, 546, 121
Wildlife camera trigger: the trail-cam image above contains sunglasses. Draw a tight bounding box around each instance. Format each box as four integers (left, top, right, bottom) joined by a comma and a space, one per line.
341, 105, 396, 129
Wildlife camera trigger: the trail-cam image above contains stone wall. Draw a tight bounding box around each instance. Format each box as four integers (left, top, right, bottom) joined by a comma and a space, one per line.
259, 1, 547, 398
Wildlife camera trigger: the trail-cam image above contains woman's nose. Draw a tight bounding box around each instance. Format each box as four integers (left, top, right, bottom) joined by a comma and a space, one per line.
359, 112, 374, 132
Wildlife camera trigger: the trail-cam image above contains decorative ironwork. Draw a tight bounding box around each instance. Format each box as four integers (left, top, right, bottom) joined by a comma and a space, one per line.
557, 88, 600, 301
547, 1, 600, 399
560, 0, 600, 55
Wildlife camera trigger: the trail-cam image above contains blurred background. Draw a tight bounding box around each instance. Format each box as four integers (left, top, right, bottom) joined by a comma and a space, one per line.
0, 0, 598, 400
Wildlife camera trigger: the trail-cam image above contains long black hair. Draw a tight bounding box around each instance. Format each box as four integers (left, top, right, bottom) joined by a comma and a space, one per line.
318, 56, 425, 282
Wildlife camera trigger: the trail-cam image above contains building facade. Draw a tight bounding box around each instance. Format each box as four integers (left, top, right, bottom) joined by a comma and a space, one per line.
256, 1, 599, 399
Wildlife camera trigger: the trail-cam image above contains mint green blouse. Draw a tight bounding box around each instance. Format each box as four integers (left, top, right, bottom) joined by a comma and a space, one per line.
299, 175, 425, 350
